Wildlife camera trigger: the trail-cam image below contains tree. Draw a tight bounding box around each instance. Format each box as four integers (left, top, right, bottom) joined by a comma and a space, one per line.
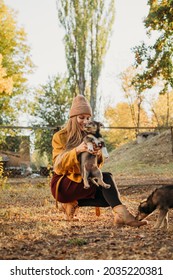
0, 54, 13, 94
89, 0, 115, 114
0, 0, 34, 124
151, 90, 173, 127
132, 0, 173, 97
57, 0, 115, 115
104, 102, 149, 150
120, 66, 147, 134
0, 53, 13, 124
32, 75, 72, 162
0, 53, 14, 145
104, 103, 136, 150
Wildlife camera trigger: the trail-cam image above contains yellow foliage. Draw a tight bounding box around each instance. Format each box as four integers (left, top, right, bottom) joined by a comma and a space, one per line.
0, 158, 7, 189
104, 102, 149, 149
151, 92, 173, 126
0, 160, 3, 178
0, 54, 13, 95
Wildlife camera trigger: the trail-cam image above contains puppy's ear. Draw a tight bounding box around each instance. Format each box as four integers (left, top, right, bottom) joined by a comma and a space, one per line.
140, 199, 147, 203
98, 122, 104, 128
140, 199, 147, 207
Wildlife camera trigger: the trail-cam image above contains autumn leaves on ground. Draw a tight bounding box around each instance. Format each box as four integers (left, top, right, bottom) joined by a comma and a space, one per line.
1, 130, 173, 260
0, 178, 173, 260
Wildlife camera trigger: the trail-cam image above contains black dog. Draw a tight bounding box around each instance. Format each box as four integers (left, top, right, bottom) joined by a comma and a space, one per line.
80, 121, 110, 189
136, 185, 173, 229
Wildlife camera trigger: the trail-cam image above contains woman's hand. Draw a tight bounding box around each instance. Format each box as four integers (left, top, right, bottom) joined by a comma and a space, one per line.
75, 141, 88, 155
91, 144, 102, 156
76, 141, 102, 156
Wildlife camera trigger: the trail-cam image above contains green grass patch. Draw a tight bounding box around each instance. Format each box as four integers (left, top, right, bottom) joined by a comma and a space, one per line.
67, 238, 88, 246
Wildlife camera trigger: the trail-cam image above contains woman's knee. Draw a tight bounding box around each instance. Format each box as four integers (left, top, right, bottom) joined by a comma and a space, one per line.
102, 172, 114, 185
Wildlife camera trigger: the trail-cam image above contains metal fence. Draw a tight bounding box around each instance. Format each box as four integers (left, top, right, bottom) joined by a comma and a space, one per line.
0, 125, 173, 178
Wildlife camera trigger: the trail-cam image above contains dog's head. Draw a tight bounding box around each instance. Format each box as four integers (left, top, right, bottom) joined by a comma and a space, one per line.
136, 199, 151, 221
84, 121, 103, 134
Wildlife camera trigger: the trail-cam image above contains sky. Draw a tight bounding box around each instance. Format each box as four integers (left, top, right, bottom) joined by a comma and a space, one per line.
4, 0, 149, 110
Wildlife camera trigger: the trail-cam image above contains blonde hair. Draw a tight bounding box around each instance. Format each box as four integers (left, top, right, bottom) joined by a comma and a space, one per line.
53, 116, 85, 171
64, 116, 84, 151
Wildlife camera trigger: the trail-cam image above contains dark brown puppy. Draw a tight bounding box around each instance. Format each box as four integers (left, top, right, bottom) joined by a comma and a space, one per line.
136, 185, 173, 229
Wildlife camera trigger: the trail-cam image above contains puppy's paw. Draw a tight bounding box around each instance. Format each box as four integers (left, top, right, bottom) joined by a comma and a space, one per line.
84, 185, 90, 189
103, 183, 111, 189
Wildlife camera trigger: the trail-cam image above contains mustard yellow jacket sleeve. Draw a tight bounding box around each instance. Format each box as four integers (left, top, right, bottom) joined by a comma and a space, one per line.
52, 129, 82, 182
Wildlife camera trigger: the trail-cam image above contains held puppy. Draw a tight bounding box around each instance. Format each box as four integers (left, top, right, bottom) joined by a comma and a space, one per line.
80, 120, 110, 189
136, 185, 173, 229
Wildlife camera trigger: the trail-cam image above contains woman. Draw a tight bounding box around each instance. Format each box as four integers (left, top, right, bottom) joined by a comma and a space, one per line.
50, 95, 146, 227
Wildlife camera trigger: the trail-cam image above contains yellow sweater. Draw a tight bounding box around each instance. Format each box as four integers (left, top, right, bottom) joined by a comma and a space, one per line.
52, 128, 103, 183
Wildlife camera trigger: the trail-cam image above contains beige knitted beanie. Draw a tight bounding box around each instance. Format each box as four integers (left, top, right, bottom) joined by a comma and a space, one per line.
69, 95, 92, 118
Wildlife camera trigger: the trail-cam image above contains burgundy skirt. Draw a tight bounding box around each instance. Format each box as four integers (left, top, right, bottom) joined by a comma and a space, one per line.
50, 173, 97, 203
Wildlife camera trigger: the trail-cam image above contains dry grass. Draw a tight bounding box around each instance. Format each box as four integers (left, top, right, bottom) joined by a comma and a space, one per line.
0, 179, 173, 260
103, 130, 173, 177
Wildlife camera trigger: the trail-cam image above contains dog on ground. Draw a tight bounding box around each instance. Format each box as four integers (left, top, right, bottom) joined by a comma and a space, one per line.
80, 120, 110, 189
136, 185, 173, 229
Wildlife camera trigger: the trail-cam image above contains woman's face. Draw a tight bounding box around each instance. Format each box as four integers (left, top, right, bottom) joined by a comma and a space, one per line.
77, 114, 91, 131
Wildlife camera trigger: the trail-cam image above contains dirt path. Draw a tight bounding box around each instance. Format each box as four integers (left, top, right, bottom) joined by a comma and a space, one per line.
0, 177, 173, 260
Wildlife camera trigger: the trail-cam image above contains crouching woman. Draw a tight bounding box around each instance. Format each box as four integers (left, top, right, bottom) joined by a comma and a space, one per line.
50, 95, 147, 227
